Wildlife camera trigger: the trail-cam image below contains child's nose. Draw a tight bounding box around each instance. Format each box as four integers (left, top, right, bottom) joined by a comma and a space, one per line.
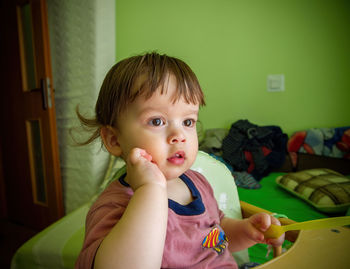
167, 130, 186, 144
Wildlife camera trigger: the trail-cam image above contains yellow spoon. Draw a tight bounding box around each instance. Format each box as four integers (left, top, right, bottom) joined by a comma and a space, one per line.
264, 216, 350, 239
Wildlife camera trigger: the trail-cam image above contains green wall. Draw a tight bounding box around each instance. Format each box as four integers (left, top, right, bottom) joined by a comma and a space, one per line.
116, 0, 350, 135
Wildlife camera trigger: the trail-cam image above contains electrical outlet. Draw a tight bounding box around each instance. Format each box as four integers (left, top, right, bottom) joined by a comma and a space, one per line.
267, 74, 284, 92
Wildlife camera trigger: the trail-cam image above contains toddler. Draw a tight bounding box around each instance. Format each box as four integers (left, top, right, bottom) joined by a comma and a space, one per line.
75, 52, 284, 269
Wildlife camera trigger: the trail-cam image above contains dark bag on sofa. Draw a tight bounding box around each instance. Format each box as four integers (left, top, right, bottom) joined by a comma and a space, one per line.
222, 120, 288, 180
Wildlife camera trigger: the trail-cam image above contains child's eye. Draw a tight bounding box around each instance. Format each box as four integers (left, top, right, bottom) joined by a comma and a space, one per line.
149, 118, 164, 126
183, 119, 196, 127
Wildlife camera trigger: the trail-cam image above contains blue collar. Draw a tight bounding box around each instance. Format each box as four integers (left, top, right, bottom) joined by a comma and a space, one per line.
118, 173, 205, 216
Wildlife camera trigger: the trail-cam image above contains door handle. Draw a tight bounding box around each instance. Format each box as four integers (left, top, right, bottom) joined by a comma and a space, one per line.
32, 78, 52, 110
40, 77, 52, 110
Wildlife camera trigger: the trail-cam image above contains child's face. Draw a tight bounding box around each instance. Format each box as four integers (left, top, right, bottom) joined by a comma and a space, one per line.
116, 75, 199, 180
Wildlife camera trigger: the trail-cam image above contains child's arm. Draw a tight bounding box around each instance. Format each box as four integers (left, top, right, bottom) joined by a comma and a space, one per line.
94, 148, 168, 269
220, 213, 284, 253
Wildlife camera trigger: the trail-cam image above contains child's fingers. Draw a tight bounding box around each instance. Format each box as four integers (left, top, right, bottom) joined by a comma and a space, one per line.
251, 228, 265, 243
265, 231, 285, 246
250, 213, 271, 232
127, 148, 141, 164
266, 216, 284, 246
128, 148, 152, 164
240, 219, 263, 242
270, 216, 281, 226
139, 149, 153, 162
246, 214, 270, 243
249, 214, 285, 245
126, 148, 166, 190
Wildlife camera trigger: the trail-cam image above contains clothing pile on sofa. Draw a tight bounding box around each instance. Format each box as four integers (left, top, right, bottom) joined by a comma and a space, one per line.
199, 121, 350, 190
288, 127, 350, 159
199, 120, 288, 188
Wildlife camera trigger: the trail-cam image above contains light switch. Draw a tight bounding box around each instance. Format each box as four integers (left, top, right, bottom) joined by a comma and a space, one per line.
267, 74, 284, 92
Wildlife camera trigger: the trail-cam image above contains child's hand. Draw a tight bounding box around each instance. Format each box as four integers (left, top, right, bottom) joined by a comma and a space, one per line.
244, 213, 285, 246
125, 148, 167, 191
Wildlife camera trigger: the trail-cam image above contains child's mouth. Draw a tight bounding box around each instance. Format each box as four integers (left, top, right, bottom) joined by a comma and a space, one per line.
167, 151, 186, 165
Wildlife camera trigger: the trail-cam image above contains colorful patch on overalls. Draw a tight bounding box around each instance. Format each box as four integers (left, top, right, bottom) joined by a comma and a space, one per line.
202, 226, 228, 255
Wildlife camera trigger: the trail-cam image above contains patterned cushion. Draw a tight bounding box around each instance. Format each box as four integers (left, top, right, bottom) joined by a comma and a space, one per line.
276, 169, 350, 213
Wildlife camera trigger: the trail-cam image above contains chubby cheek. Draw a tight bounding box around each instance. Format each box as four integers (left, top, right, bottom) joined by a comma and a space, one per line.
126, 135, 165, 162
186, 147, 198, 168
145, 146, 168, 164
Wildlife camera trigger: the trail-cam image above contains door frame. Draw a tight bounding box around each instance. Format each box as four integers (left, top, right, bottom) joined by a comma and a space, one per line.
0, 0, 64, 229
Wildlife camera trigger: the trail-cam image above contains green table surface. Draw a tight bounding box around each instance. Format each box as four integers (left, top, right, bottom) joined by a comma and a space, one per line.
237, 172, 329, 222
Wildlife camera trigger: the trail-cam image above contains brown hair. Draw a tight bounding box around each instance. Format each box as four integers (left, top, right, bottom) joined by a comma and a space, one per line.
76, 52, 205, 145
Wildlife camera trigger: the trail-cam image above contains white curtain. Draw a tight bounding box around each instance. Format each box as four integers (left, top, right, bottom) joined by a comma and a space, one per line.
47, 0, 116, 213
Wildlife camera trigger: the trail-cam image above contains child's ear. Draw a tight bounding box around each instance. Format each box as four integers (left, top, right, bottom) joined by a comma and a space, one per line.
100, 126, 122, 156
